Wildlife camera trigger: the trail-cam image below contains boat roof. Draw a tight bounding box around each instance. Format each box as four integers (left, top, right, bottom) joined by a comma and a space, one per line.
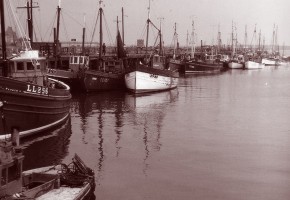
10, 50, 46, 61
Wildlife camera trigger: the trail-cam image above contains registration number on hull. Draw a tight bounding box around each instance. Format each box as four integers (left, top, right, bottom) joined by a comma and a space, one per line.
150, 74, 158, 78
26, 84, 49, 95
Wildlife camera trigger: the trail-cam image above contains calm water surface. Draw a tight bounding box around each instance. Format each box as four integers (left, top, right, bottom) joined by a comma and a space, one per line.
23, 65, 290, 200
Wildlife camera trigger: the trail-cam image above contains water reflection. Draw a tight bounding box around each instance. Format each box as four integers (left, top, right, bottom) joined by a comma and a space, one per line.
125, 89, 179, 174
71, 91, 128, 183
21, 117, 72, 171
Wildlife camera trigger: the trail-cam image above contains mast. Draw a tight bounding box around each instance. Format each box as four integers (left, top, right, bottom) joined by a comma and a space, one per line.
253, 24, 256, 53
17, 1, 39, 45
158, 17, 163, 56
54, 0, 61, 68
244, 25, 247, 52
99, 0, 103, 60
173, 22, 177, 59
186, 30, 189, 54
231, 21, 234, 56
30, 0, 33, 43
272, 24, 275, 54
145, 0, 151, 56
122, 7, 124, 45
258, 29, 261, 52
190, 20, 195, 58
275, 25, 278, 54
217, 24, 221, 53
82, 14, 86, 55
0, 0, 7, 77
26, 1, 32, 42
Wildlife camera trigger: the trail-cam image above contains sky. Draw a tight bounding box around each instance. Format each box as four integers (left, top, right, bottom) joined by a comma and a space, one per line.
6, 0, 290, 48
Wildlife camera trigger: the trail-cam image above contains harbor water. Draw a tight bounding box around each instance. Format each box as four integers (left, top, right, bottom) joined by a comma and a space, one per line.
22, 65, 290, 200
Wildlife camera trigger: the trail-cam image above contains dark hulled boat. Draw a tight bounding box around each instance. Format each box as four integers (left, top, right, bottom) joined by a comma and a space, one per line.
81, 3, 127, 92
0, 1, 71, 139
182, 53, 223, 74
47, 55, 88, 91
0, 50, 71, 139
82, 56, 126, 92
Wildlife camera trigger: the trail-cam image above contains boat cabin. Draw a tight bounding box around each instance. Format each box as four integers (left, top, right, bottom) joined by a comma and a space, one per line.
8, 50, 47, 86
89, 57, 124, 73
69, 55, 89, 72
152, 54, 166, 70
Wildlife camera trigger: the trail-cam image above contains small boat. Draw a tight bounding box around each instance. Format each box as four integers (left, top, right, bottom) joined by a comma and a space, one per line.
124, 0, 178, 93
125, 55, 179, 93
228, 55, 245, 69
0, 1, 71, 138
261, 57, 280, 66
168, 23, 185, 73
244, 59, 265, 69
244, 54, 264, 69
0, 133, 95, 200
183, 53, 223, 74
47, 55, 89, 91
81, 3, 126, 92
46, 3, 87, 92
82, 56, 126, 92
244, 26, 265, 70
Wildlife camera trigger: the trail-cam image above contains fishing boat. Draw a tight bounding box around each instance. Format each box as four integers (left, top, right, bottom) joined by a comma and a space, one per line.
181, 21, 223, 74
124, 0, 179, 93
0, 132, 95, 199
0, 0, 71, 138
168, 23, 185, 73
244, 26, 265, 70
81, 2, 126, 92
228, 54, 245, 69
261, 57, 280, 66
183, 52, 223, 74
46, 3, 88, 91
228, 23, 244, 69
244, 59, 265, 69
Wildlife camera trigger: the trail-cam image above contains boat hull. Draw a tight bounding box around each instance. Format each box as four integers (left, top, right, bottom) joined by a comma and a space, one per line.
0, 77, 71, 138
228, 61, 244, 69
183, 60, 223, 74
125, 65, 179, 93
245, 61, 265, 69
82, 70, 125, 92
168, 59, 185, 73
22, 157, 95, 200
47, 68, 83, 91
261, 58, 279, 66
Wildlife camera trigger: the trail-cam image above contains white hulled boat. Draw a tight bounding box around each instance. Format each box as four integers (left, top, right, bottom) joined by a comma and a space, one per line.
125, 55, 179, 93
228, 55, 245, 69
124, 0, 179, 93
0, 137, 95, 200
244, 59, 265, 69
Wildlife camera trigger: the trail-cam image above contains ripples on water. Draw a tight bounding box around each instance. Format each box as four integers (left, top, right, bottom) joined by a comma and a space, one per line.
23, 65, 290, 200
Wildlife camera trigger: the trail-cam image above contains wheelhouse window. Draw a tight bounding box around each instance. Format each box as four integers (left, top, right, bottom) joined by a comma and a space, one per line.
16, 62, 24, 71
79, 57, 84, 64
73, 57, 78, 64
27, 62, 34, 70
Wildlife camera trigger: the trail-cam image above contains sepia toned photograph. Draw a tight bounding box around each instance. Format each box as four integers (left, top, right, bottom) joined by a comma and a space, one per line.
0, 0, 290, 199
